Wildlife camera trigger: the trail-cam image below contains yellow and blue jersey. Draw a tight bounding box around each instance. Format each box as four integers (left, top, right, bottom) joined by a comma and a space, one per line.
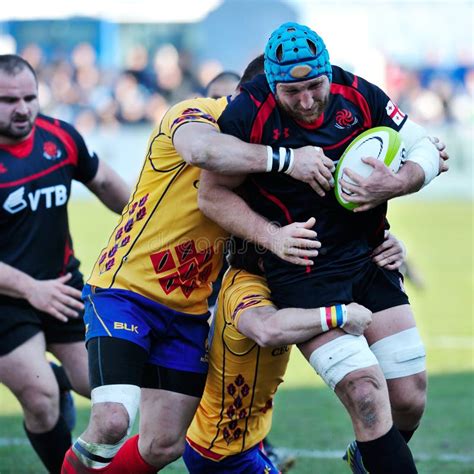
88, 97, 229, 314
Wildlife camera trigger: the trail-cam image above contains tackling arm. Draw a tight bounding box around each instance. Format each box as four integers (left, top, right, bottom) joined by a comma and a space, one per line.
174, 122, 269, 174
237, 302, 372, 347
174, 121, 335, 193
199, 170, 320, 266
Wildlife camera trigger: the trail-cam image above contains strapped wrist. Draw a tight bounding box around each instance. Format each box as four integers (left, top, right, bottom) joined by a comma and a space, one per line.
266, 146, 294, 174
320, 304, 347, 332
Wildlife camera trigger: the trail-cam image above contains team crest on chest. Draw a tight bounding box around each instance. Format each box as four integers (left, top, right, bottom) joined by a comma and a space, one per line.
335, 109, 358, 129
43, 141, 62, 161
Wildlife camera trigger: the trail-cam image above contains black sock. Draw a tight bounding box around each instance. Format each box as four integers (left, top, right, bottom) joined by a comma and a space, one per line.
50, 362, 73, 391
399, 428, 416, 443
357, 425, 417, 474
24, 416, 71, 474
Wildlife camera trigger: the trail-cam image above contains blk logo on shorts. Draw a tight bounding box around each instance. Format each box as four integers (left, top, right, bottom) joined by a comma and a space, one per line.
113, 322, 139, 334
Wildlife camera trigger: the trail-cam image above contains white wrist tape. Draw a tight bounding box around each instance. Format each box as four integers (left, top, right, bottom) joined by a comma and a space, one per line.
399, 119, 439, 186
284, 149, 295, 174
319, 304, 347, 332
266, 146, 273, 172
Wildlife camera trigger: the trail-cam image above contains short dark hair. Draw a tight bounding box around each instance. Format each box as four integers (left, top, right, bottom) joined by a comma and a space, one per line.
205, 71, 241, 95
0, 54, 37, 82
238, 54, 264, 88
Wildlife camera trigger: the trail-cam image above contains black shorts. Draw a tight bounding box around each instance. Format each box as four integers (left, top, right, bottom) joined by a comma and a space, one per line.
269, 261, 409, 312
0, 298, 85, 356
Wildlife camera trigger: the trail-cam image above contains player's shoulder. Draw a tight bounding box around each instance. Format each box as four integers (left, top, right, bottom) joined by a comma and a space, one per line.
221, 267, 270, 304
35, 114, 83, 142
331, 64, 380, 95
332, 65, 357, 86
239, 74, 272, 105
166, 96, 228, 124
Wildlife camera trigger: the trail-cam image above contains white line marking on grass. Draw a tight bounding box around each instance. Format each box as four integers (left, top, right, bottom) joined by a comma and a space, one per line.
427, 336, 474, 349
275, 448, 474, 464
0, 438, 28, 446
1, 438, 473, 463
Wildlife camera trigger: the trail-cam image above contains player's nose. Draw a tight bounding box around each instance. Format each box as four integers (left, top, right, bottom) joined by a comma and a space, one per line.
299, 91, 314, 110
15, 100, 29, 115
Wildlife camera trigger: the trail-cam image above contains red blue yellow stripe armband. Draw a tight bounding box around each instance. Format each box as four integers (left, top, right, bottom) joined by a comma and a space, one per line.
320, 304, 347, 332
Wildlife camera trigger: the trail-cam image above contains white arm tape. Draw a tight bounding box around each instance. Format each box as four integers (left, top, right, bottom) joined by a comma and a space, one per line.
399, 119, 439, 186
266, 146, 273, 172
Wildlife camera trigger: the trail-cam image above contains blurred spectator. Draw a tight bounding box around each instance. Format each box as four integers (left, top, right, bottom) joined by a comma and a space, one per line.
206, 71, 240, 98
15, 41, 472, 130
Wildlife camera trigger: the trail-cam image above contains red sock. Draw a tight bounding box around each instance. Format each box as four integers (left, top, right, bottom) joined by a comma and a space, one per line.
61, 438, 157, 474
108, 435, 157, 474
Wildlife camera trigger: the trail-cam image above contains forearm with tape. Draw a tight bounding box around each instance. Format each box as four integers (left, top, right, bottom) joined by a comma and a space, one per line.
399, 119, 439, 186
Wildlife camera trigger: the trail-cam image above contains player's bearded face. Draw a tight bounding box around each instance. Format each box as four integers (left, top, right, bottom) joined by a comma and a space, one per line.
275, 75, 330, 123
0, 69, 39, 143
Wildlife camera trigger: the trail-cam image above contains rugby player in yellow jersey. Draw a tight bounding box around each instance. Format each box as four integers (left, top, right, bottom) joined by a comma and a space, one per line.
183, 236, 408, 473
62, 56, 335, 474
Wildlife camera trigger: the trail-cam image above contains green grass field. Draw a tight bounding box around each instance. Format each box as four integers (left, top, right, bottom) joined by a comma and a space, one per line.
0, 198, 473, 473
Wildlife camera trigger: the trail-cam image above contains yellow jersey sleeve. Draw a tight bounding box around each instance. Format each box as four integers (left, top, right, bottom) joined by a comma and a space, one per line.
167, 97, 224, 139
222, 270, 274, 330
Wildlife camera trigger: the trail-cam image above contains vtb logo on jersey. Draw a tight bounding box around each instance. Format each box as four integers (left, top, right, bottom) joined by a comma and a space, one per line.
3, 185, 68, 214
385, 100, 406, 126
335, 109, 358, 129
43, 141, 62, 161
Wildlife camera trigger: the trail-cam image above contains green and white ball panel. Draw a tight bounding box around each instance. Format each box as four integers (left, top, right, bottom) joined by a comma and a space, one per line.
334, 126, 406, 210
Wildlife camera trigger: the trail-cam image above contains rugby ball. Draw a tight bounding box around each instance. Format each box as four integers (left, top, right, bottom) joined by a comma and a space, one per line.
334, 126, 406, 210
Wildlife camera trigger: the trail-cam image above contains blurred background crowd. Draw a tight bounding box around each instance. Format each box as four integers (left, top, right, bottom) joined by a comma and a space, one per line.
15, 40, 473, 134
1, 0, 472, 195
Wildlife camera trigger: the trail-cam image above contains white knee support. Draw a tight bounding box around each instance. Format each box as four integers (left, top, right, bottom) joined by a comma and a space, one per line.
91, 384, 141, 434
370, 327, 426, 379
308, 335, 379, 390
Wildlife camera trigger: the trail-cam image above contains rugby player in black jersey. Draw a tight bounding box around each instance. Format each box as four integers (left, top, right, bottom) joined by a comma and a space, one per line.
0, 55, 129, 474
198, 23, 449, 474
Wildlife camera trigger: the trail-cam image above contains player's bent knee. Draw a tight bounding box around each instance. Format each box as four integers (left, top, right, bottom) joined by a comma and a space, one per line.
19, 385, 59, 427
90, 385, 141, 441
391, 373, 427, 415
337, 369, 387, 427
90, 403, 130, 443
308, 334, 379, 390
370, 327, 426, 380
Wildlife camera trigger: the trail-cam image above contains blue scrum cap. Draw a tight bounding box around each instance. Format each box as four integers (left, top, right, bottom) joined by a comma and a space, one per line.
264, 22, 332, 93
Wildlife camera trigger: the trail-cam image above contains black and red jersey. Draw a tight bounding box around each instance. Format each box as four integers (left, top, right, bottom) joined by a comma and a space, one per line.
0, 114, 99, 291
218, 67, 407, 285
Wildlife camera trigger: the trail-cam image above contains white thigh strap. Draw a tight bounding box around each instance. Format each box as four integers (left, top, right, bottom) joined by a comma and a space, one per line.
308, 334, 379, 390
370, 327, 426, 380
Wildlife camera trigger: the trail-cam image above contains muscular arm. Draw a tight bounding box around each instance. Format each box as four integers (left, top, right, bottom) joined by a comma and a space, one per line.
237, 302, 371, 347
199, 170, 320, 266
85, 160, 130, 214
0, 262, 83, 322
174, 122, 269, 174
174, 122, 335, 193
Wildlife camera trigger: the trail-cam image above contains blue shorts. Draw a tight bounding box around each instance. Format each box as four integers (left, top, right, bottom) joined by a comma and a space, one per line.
83, 284, 210, 374
183, 440, 279, 474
